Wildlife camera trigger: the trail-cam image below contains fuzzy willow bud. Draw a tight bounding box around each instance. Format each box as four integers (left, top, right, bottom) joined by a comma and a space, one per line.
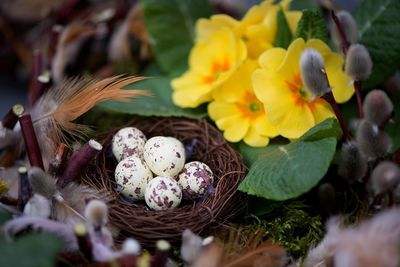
28, 166, 57, 199
345, 44, 373, 81
371, 161, 400, 195
300, 48, 330, 98
363, 89, 393, 126
331, 10, 359, 47
84, 199, 108, 229
338, 141, 368, 183
356, 120, 392, 160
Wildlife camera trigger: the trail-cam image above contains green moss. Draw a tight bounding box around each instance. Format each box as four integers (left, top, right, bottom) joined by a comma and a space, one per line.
246, 202, 324, 259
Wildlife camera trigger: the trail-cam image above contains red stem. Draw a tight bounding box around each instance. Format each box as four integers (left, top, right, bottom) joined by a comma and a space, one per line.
75, 223, 93, 261
322, 92, 351, 141
1, 104, 24, 129
354, 81, 364, 118
19, 114, 44, 170
17, 166, 32, 211
58, 140, 102, 187
331, 10, 365, 119
48, 25, 62, 62
28, 51, 50, 108
331, 10, 349, 54
151, 240, 170, 267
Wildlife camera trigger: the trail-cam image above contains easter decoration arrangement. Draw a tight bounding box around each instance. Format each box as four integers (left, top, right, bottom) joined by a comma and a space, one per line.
0, 0, 400, 266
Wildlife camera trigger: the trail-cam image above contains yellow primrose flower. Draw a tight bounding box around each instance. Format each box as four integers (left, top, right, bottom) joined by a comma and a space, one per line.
253, 38, 354, 139
196, 0, 301, 59
208, 60, 278, 147
172, 28, 246, 108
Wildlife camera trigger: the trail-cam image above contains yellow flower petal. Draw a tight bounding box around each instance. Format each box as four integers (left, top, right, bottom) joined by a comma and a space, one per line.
196, 15, 239, 41
253, 115, 279, 137
279, 38, 305, 78
325, 54, 354, 103
311, 100, 335, 124
213, 60, 258, 102
208, 101, 239, 121
253, 68, 315, 139
258, 48, 286, 71
285, 11, 302, 34
218, 116, 250, 142
244, 125, 270, 147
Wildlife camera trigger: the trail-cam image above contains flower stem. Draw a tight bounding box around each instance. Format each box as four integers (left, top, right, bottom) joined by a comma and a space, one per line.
1, 104, 24, 129
58, 139, 102, 187
322, 92, 351, 141
331, 10, 349, 54
354, 81, 364, 118
151, 240, 170, 267
19, 114, 44, 169
74, 223, 93, 261
17, 166, 32, 211
331, 10, 365, 119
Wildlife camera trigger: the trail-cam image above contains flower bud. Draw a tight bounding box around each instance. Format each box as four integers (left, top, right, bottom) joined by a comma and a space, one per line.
28, 166, 57, 199
371, 161, 400, 195
345, 44, 373, 81
181, 229, 203, 264
338, 141, 368, 183
23, 193, 51, 218
122, 238, 141, 255
356, 120, 392, 160
331, 10, 359, 47
363, 89, 393, 126
300, 48, 330, 98
84, 199, 108, 229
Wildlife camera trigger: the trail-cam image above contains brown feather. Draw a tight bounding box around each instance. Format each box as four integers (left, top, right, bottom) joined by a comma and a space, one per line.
31, 76, 147, 166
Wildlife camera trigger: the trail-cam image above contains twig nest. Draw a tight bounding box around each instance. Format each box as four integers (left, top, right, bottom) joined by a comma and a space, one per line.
178, 161, 214, 199
112, 127, 147, 161
143, 136, 185, 177
145, 176, 182, 211
115, 156, 153, 200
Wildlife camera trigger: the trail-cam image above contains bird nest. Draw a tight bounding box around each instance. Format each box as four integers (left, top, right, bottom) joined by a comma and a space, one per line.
81, 117, 247, 246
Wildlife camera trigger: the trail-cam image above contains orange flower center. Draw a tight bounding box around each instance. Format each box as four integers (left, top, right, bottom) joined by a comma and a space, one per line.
237, 91, 264, 119
202, 58, 231, 84
285, 72, 324, 113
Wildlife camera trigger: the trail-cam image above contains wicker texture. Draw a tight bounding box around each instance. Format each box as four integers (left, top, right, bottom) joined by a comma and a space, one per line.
81, 117, 247, 246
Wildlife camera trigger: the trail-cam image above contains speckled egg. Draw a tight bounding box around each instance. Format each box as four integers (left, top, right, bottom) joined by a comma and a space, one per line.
143, 136, 185, 177
112, 127, 147, 162
144, 176, 182, 211
178, 161, 214, 199
115, 156, 153, 200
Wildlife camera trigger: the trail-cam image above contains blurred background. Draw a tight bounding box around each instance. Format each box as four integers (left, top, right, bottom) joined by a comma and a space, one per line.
0, 0, 358, 115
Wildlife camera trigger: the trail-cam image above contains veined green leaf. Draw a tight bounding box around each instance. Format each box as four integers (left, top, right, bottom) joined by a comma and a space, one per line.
239, 119, 338, 201
294, 9, 328, 43
141, 0, 212, 77
354, 0, 400, 88
274, 9, 293, 49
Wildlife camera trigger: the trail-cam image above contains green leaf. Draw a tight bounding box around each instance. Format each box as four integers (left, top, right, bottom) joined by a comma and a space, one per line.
100, 77, 207, 119
0, 207, 12, 225
299, 118, 342, 142
274, 9, 293, 49
0, 234, 63, 267
294, 9, 328, 43
141, 0, 212, 77
354, 0, 400, 88
239, 137, 337, 200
